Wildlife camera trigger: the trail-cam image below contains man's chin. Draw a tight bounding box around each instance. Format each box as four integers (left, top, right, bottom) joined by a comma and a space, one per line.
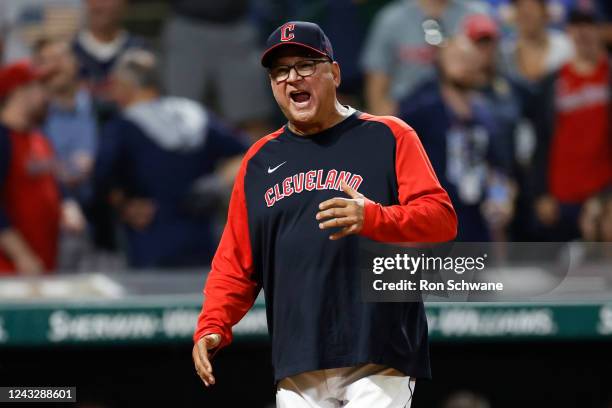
288, 108, 316, 125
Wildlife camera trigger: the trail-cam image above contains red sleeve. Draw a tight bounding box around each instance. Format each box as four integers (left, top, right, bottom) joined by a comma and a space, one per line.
359, 114, 457, 242
193, 130, 283, 349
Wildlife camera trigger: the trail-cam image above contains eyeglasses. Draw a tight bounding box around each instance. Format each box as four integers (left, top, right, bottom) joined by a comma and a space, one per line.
268, 59, 330, 82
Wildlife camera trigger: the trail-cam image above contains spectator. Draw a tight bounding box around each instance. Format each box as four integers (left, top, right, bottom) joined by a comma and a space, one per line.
465, 13, 519, 163
95, 50, 248, 268
0, 0, 82, 64
531, 8, 612, 241
464, 13, 533, 240
497, 1, 575, 242
500, 0, 574, 83
361, 0, 489, 115
579, 192, 612, 242
399, 37, 515, 241
0, 62, 60, 274
34, 38, 98, 206
489, 0, 587, 31
71, 0, 146, 255
162, 0, 273, 139
33, 37, 99, 270
73, 0, 145, 98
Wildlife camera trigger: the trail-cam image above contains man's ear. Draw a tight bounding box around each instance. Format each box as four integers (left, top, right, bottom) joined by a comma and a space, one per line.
332, 61, 341, 88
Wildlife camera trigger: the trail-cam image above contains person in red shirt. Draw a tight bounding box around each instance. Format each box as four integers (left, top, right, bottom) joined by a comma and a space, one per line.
0, 61, 62, 274
532, 9, 612, 241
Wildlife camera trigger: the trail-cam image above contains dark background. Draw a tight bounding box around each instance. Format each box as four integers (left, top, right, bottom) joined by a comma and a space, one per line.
1, 340, 611, 408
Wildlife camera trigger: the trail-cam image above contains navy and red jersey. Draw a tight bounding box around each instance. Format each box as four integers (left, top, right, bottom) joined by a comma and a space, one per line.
0, 124, 61, 273
194, 111, 457, 381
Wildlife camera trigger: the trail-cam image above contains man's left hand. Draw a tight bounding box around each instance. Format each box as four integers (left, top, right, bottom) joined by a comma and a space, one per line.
316, 181, 365, 240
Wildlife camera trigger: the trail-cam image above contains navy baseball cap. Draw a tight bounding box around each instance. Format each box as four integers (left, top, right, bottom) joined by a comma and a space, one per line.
261, 21, 334, 68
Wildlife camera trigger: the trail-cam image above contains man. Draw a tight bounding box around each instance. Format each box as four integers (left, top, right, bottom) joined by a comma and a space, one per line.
95, 49, 247, 268
464, 13, 519, 155
73, 0, 145, 97
193, 22, 457, 407
0, 61, 60, 274
361, 0, 489, 115
35, 38, 98, 209
464, 14, 524, 240
162, 0, 273, 139
399, 36, 512, 242
34, 38, 99, 270
531, 8, 612, 241
499, 0, 574, 83
0, 0, 82, 63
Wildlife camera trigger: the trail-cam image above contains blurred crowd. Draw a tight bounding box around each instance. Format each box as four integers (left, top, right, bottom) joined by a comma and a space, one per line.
0, 0, 611, 275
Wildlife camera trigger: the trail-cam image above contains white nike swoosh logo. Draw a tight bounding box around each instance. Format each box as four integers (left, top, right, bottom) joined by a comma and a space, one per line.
267, 161, 287, 174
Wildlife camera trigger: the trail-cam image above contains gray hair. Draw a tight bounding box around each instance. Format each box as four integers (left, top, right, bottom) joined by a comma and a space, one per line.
113, 48, 162, 90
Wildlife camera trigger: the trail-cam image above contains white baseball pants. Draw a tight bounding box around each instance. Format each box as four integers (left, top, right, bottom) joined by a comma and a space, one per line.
276, 364, 415, 408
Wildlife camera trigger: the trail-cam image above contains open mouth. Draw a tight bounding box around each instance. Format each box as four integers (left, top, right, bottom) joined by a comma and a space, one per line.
289, 91, 311, 104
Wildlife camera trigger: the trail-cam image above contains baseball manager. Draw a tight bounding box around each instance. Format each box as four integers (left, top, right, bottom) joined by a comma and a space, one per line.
193, 21, 457, 407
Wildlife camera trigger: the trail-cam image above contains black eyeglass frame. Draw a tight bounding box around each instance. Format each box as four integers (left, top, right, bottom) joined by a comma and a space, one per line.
268, 58, 331, 82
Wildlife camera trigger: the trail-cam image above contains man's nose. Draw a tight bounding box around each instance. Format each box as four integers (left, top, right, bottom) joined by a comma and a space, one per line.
286, 66, 302, 83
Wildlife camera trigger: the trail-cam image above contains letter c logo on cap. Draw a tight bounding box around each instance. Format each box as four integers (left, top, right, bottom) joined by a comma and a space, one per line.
280, 23, 295, 42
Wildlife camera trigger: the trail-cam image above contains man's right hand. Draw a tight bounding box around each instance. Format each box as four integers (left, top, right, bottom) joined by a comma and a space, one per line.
120, 198, 156, 230
192, 334, 221, 387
